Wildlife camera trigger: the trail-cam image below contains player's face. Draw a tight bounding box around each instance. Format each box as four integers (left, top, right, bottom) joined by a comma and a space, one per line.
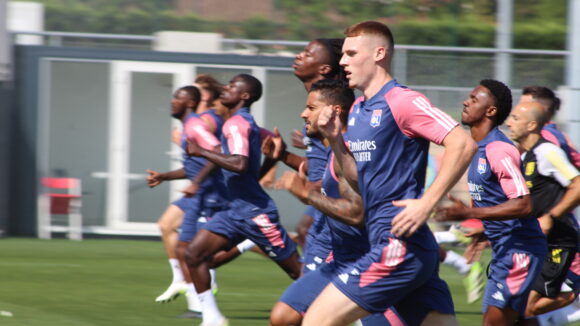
461, 86, 495, 126
506, 105, 531, 142
340, 35, 380, 90
220, 76, 248, 108
293, 41, 329, 80
301, 91, 328, 137
171, 89, 192, 119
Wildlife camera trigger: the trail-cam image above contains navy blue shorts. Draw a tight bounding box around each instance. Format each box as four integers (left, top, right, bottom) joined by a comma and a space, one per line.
483, 249, 545, 314
331, 237, 454, 324
203, 210, 297, 262
280, 261, 337, 314
173, 195, 203, 242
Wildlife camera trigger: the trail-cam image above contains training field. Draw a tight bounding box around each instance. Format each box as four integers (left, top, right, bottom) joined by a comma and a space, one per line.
0, 238, 568, 326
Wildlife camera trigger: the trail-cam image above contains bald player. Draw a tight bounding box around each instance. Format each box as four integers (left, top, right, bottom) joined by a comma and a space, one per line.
506, 102, 580, 320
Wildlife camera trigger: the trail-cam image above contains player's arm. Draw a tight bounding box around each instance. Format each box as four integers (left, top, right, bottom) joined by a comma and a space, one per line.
317, 106, 359, 191
146, 168, 186, 187
389, 91, 477, 237
261, 127, 306, 172
188, 142, 247, 173
310, 158, 364, 227
393, 126, 476, 236
436, 194, 531, 221
436, 141, 532, 221
536, 144, 580, 233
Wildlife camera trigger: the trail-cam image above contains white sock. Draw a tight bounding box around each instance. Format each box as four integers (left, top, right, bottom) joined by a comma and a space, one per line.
443, 250, 471, 275
199, 289, 223, 324
565, 304, 580, 323
169, 258, 184, 283
236, 239, 256, 253
185, 283, 201, 312
434, 231, 458, 244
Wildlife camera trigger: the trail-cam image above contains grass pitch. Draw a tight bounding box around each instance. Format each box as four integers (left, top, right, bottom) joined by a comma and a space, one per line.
0, 238, 574, 325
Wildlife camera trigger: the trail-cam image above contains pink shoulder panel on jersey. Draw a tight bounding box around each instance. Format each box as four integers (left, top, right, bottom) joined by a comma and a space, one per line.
328, 153, 339, 182
386, 87, 458, 144
259, 127, 274, 142
540, 129, 561, 146
485, 141, 529, 199
200, 112, 217, 133
223, 115, 251, 156
349, 96, 365, 113
183, 117, 220, 150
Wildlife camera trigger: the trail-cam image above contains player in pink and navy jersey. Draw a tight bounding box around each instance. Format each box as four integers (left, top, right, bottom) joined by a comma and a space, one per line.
303, 21, 477, 326
436, 80, 547, 325
184, 74, 301, 326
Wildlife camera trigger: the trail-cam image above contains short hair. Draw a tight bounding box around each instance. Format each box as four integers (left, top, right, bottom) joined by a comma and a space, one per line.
237, 74, 262, 104
194, 74, 222, 102
310, 79, 355, 125
479, 79, 512, 125
315, 38, 346, 82
344, 21, 395, 60
179, 85, 201, 104
522, 86, 560, 116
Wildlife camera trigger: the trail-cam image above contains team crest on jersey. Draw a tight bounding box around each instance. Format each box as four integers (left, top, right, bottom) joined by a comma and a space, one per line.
477, 158, 487, 174
370, 109, 382, 127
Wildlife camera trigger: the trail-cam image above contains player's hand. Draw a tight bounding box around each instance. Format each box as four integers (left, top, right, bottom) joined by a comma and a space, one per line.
433, 194, 468, 222
463, 229, 487, 264
391, 198, 433, 237
275, 171, 309, 203
318, 106, 342, 141
146, 169, 163, 188
181, 182, 199, 197
186, 139, 202, 156
261, 127, 286, 160
291, 129, 307, 149
537, 214, 554, 235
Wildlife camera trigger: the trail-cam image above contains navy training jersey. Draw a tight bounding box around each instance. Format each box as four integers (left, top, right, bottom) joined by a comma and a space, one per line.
321, 153, 370, 268
220, 108, 277, 219
345, 79, 457, 248
303, 125, 330, 182
468, 127, 545, 254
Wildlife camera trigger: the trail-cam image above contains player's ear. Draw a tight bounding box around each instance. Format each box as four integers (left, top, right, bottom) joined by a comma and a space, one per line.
375, 46, 386, 62
487, 105, 497, 119
241, 91, 251, 101
319, 64, 332, 76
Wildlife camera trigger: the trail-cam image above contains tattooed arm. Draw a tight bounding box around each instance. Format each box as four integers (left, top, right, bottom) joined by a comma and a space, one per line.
276, 157, 364, 228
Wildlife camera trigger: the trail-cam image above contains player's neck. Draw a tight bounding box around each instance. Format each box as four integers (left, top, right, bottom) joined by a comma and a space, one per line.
362, 70, 393, 100
520, 133, 541, 151
180, 108, 194, 123
303, 75, 325, 92
227, 102, 249, 118
470, 120, 495, 142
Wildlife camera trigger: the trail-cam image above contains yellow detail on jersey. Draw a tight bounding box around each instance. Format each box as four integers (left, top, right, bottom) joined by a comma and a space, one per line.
526, 180, 533, 189
551, 248, 562, 264
546, 150, 578, 180
525, 162, 536, 176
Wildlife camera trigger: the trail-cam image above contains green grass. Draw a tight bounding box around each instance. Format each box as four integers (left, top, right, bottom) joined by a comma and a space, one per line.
0, 238, 575, 325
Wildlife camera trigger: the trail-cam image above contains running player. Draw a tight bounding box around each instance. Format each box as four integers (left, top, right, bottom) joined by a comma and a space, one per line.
152, 75, 224, 305
505, 102, 580, 319
303, 21, 476, 326
519, 86, 580, 168
185, 74, 301, 326
262, 38, 346, 274
435, 80, 547, 325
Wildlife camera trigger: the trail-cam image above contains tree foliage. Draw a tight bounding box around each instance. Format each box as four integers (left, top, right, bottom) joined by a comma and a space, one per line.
18, 0, 569, 49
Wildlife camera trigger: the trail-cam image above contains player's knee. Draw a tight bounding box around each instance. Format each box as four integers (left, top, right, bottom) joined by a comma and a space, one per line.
157, 219, 173, 236
184, 243, 205, 267
270, 302, 301, 326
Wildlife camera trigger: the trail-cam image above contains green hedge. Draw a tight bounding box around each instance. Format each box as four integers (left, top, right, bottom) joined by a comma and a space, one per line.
41, 3, 566, 50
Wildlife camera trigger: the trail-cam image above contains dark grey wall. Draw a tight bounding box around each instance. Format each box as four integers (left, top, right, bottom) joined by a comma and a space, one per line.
0, 83, 12, 236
